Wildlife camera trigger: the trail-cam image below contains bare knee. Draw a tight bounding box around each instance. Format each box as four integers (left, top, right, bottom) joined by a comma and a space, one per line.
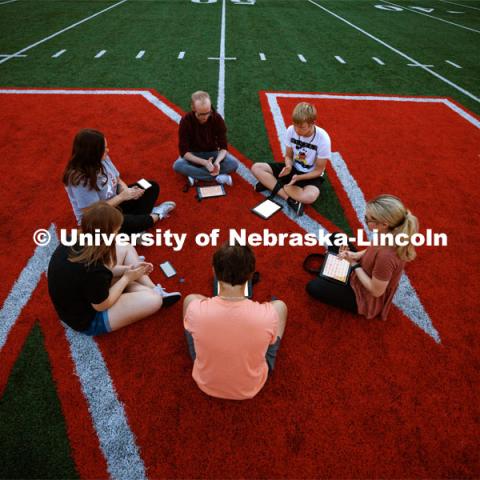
271, 300, 287, 338
251, 162, 268, 176
146, 291, 163, 313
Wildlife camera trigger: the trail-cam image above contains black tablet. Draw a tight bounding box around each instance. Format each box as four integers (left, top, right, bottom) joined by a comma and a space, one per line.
252, 198, 282, 220
213, 276, 253, 299
319, 252, 352, 285
196, 185, 226, 199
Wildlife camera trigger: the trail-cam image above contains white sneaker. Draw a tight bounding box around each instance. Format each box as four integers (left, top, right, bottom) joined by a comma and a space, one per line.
187, 176, 196, 187
153, 284, 181, 307
216, 174, 233, 186
152, 201, 176, 220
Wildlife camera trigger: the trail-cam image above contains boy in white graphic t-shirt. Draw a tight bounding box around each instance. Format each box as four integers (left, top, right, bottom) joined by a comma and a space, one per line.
251, 102, 331, 216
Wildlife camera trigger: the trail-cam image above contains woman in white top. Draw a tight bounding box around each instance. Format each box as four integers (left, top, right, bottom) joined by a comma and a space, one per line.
63, 128, 175, 234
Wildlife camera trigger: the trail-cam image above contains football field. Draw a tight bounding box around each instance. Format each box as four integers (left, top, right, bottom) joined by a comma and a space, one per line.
0, 0, 479, 478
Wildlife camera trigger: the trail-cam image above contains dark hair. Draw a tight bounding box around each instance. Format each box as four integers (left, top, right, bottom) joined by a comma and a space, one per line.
213, 243, 256, 286
62, 129, 107, 191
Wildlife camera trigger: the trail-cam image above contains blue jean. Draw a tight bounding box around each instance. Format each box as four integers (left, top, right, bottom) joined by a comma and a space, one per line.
81, 310, 111, 336
173, 151, 238, 181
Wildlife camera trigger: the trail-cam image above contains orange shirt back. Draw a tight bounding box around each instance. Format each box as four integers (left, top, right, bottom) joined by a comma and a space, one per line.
184, 297, 279, 400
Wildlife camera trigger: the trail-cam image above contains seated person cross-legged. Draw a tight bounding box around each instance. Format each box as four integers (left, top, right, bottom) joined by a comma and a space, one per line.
306, 195, 419, 321
47, 202, 181, 336
183, 244, 288, 400
64, 128, 175, 235
173, 90, 238, 187
251, 102, 331, 216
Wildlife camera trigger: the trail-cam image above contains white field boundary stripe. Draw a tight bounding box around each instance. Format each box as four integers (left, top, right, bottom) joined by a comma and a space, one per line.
0, 224, 57, 352
380, 0, 480, 33
0, 0, 18, 5
217, 0, 227, 117
0, 223, 147, 479
265, 91, 476, 343
440, 0, 480, 11
0, 0, 128, 65
63, 317, 147, 480
306, 0, 480, 104
1, 89, 478, 129
0, 88, 327, 479
267, 92, 480, 129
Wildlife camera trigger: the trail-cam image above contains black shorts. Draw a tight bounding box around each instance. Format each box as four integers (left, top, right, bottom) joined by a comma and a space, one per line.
270, 163, 324, 191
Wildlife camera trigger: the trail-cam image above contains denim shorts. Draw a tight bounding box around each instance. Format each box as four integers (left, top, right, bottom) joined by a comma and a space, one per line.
82, 310, 111, 336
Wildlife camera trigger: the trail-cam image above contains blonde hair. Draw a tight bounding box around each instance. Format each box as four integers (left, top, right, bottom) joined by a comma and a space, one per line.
292, 102, 317, 125
366, 194, 419, 262
69, 201, 123, 268
191, 90, 211, 106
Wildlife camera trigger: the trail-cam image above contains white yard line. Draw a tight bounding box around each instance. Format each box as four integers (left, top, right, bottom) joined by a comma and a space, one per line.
372, 56, 385, 65
0, 0, 128, 65
380, 0, 480, 33
52, 49, 66, 58
335, 55, 346, 64
306, 0, 480, 104
178, 51, 185, 59
136, 50, 145, 59
0, 0, 19, 5
259, 52, 266, 61
440, 0, 480, 11
297, 53, 307, 63
446, 59, 462, 68
217, 0, 227, 117
94, 49, 106, 58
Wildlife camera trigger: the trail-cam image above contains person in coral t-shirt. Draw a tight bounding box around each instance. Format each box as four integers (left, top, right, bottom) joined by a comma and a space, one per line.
307, 195, 419, 320
183, 244, 288, 400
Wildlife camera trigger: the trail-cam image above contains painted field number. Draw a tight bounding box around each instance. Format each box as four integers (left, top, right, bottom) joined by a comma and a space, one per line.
192, 0, 256, 4
375, 5, 434, 12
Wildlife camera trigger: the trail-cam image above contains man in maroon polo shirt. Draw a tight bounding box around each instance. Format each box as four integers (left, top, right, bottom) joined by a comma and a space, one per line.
173, 91, 238, 186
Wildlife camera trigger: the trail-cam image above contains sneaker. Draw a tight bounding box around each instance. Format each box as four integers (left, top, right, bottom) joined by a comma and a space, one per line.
287, 197, 304, 216
254, 182, 268, 193
187, 176, 196, 187
216, 174, 233, 186
153, 284, 182, 307
152, 201, 176, 220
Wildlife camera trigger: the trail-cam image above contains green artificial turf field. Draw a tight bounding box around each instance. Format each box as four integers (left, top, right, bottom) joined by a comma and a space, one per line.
0, 1, 479, 477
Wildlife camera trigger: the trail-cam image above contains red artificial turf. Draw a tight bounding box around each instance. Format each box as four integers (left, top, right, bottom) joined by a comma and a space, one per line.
0, 89, 479, 478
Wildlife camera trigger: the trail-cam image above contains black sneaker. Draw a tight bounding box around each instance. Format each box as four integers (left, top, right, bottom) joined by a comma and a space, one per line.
154, 285, 182, 307
287, 198, 304, 216
254, 182, 268, 193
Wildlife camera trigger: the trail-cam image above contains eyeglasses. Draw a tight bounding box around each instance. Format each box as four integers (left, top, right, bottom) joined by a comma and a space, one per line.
364, 215, 379, 224
195, 110, 212, 117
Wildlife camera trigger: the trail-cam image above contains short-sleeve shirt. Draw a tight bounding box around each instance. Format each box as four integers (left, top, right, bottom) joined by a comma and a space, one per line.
184, 297, 279, 400
285, 125, 331, 174
47, 244, 112, 332
65, 156, 120, 224
350, 246, 405, 320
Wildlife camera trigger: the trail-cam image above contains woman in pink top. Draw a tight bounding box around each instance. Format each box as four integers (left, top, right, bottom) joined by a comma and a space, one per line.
306, 195, 418, 320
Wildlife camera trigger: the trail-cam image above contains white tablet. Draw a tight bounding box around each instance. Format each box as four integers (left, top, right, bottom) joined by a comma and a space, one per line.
252, 198, 282, 220
196, 185, 226, 199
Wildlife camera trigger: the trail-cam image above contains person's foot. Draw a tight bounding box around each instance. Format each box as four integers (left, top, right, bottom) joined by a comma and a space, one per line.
187, 176, 196, 187
153, 284, 182, 307
254, 182, 268, 193
152, 201, 176, 220
216, 174, 233, 186
287, 198, 304, 216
